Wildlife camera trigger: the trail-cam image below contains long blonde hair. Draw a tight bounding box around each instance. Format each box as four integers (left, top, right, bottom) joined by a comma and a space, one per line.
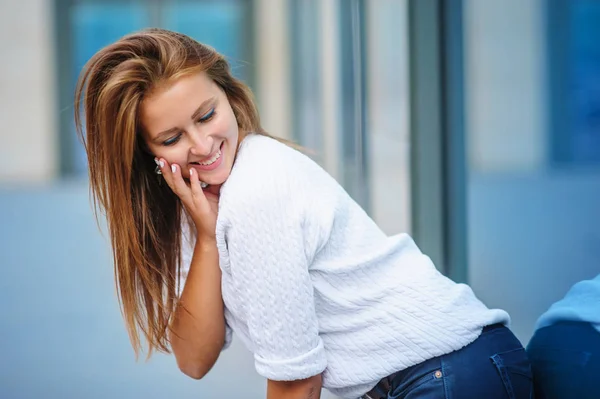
75, 28, 269, 357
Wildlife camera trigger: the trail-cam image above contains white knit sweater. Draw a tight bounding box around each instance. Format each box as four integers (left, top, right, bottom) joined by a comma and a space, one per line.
180, 134, 510, 399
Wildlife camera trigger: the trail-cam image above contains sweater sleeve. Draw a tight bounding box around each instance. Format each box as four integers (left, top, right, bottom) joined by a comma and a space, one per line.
535, 274, 600, 331
226, 192, 327, 381
180, 221, 233, 350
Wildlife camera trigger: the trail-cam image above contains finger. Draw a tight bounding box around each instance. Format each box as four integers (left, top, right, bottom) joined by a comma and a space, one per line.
189, 168, 208, 205
158, 158, 190, 201
169, 163, 192, 201
156, 158, 176, 192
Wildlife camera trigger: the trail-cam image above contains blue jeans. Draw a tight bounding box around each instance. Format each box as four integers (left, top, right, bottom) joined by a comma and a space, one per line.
385, 324, 533, 398
526, 321, 600, 399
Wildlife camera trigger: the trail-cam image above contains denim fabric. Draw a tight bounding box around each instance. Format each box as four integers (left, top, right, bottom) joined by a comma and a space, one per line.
526, 321, 600, 399
386, 325, 533, 399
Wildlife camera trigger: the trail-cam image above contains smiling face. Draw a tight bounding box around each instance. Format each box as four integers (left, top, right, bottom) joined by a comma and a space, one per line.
141, 72, 239, 190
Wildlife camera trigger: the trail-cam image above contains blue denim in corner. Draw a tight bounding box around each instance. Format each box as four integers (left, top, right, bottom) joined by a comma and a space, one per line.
385, 324, 533, 399
526, 321, 600, 399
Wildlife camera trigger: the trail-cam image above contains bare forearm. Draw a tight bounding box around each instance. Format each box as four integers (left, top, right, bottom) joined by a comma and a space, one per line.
170, 240, 225, 379
267, 375, 322, 399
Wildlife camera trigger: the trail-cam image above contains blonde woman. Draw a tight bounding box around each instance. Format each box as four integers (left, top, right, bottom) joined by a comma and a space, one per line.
76, 28, 533, 399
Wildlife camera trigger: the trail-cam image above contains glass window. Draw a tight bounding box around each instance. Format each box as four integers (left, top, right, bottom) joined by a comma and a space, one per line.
550, 0, 600, 166
69, 2, 150, 176
365, 0, 411, 235
464, 0, 600, 344
288, 0, 411, 235
163, 0, 251, 81
289, 0, 323, 155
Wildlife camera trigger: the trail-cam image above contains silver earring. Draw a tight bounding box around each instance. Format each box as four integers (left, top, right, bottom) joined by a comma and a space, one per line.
154, 158, 162, 175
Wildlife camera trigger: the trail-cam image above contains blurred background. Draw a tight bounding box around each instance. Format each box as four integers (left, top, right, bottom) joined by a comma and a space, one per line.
1, 0, 599, 398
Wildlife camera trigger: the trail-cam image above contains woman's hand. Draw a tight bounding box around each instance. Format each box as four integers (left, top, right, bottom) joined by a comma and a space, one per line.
156, 158, 218, 240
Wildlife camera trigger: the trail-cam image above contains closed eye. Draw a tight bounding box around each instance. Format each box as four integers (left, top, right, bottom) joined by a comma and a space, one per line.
161, 108, 215, 146
197, 108, 216, 123
162, 134, 181, 146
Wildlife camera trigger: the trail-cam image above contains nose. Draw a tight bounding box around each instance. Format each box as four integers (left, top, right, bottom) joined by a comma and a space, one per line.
188, 128, 214, 157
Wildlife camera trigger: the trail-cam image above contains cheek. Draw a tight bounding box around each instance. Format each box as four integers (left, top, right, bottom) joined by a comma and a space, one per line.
146, 143, 165, 158
220, 104, 239, 133
214, 112, 234, 136
147, 145, 186, 165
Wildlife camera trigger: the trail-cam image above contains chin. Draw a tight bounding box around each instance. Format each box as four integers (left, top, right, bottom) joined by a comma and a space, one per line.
203, 170, 229, 187
205, 179, 226, 187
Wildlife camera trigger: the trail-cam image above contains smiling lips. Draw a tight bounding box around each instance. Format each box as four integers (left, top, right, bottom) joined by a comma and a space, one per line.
190, 145, 223, 171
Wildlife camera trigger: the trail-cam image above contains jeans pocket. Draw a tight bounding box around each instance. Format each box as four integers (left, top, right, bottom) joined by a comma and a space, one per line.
388, 369, 445, 399
490, 348, 533, 399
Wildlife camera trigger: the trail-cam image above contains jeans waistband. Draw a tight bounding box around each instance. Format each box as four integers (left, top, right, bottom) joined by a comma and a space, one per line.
482, 323, 505, 333
362, 323, 506, 399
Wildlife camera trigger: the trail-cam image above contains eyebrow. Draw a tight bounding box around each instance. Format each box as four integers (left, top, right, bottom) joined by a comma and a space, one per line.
153, 97, 216, 141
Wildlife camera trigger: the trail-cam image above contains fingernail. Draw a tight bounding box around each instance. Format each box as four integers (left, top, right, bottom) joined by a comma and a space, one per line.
171, 164, 177, 173
154, 157, 159, 166
189, 168, 194, 176
159, 160, 164, 168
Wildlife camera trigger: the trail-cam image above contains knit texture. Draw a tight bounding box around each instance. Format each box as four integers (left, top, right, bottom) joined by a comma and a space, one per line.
180, 134, 510, 399
535, 273, 600, 333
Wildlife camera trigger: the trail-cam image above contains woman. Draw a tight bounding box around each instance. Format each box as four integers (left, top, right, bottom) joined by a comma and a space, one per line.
75, 28, 533, 399
527, 274, 600, 399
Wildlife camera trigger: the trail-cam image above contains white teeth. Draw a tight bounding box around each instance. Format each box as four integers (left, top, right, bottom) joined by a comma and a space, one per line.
198, 149, 221, 166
